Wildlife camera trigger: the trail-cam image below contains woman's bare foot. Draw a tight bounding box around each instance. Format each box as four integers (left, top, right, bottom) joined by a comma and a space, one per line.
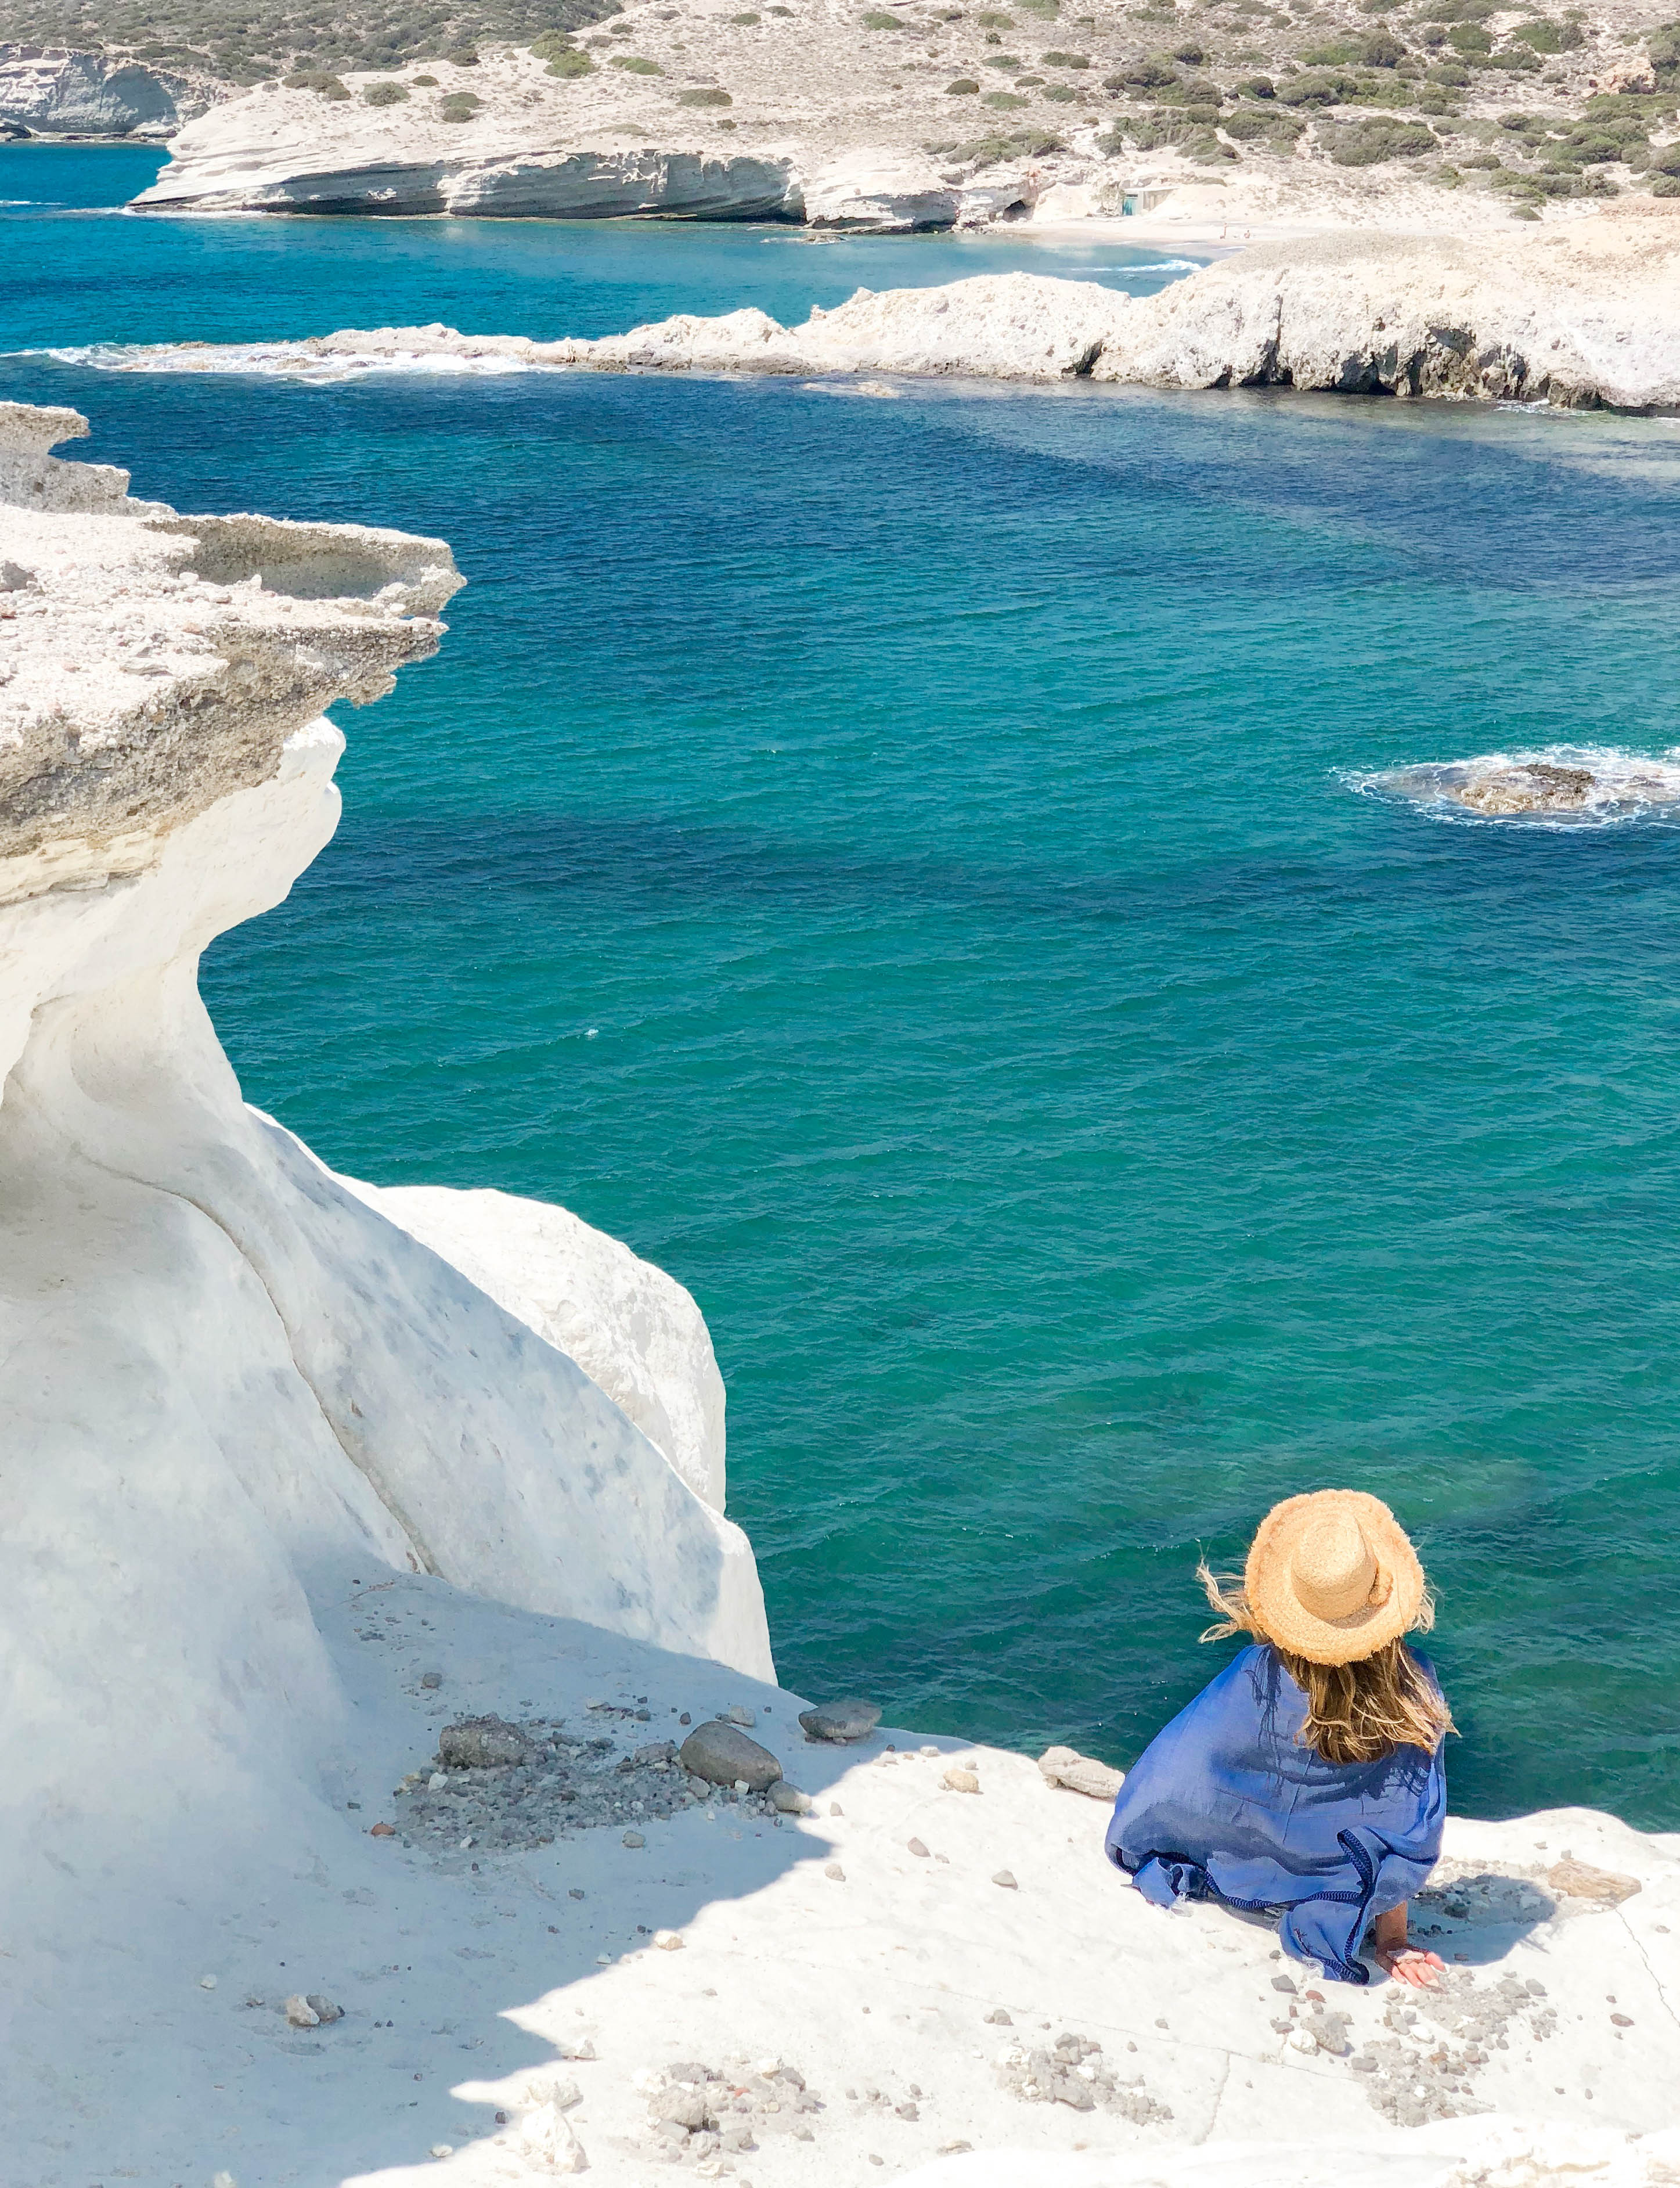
1371, 1902, 1445, 1988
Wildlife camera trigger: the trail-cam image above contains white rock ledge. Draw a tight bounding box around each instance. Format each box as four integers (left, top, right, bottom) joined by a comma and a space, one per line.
75, 207, 1680, 411
5, 399, 1680, 2188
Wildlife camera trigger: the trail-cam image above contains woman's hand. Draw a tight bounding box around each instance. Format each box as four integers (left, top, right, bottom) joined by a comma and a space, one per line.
1371, 1902, 1445, 1988
1372, 1942, 1445, 1989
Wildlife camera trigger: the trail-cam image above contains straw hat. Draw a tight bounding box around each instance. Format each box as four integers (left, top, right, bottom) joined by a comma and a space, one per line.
1245, 1491, 1425, 1666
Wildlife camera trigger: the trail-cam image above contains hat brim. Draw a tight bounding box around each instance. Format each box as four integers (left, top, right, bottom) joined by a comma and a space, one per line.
1244, 1491, 1425, 1667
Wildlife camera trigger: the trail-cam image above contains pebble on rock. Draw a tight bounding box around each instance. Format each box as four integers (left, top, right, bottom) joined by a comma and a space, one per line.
622, 1830, 646, 1848
283, 1995, 320, 2028
943, 1766, 980, 1794
770, 1780, 812, 1815
1037, 1745, 1125, 1801
993, 1870, 1018, 1890
798, 1698, 882, 1744
825, 1863, 846, 1881
439, 1717, 528, 1770
726, 1705, 756, 1727
677, 1721, 784, 1792
654, 1930, 684, 1951
199, 1974, 217, 1990
307, 1993, 343, 2024
420, 1671, 443, 1689
369, 1822, 395, 1837
985, 2009, 1012, 2025
907, 1837, 929, 1858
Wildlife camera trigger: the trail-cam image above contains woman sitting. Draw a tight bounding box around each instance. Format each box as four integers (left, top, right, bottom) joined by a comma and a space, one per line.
1105, 1490, 1452, 1988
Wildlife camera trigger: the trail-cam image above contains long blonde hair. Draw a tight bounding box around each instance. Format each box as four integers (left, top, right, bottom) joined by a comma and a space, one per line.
1197, 1561, 1455, 1765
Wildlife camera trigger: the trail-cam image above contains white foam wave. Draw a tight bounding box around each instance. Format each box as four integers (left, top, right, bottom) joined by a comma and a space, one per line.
42, 338, 554, 382
1347, 745, 1680, 830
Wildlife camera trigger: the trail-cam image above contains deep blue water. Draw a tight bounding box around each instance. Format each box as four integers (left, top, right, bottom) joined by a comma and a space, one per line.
6, 148, 1680, 1828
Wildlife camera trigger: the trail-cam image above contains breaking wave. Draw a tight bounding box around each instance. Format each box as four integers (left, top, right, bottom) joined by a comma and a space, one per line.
1347, 746, 1680, 830
40, 336, 557, 381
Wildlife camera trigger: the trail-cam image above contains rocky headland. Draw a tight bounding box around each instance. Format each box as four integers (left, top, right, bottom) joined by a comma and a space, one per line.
70, 201, 1680, 405
4, 395, 1680, 2188
2, 0, 1677, 237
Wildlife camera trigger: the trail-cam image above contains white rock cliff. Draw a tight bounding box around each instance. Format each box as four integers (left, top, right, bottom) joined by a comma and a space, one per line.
0, 397, 771, 1945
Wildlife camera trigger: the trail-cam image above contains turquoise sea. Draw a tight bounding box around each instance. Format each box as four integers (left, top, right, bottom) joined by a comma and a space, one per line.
6, 146, 1680, 1829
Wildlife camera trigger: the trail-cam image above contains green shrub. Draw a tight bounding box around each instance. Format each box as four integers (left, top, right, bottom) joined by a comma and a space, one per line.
1492, 45, 1541, 69
1427, 59, 1470, 83
677, 85, 732, 102
862, 8, 906, 23
1277, 69, 1352, 104
947, 74, 980, 89
1111, 52, 1176, 84
1650, 141, 1680, 173
363, 77, 408, 101
445, 44, 478, 64
983, 87, 1029, 103
1653, 173, 1680, 193
438, 90, 481, 118
1239, 73, 1275, 95
1015, 0, 1059, 18
1508, 17, 1569, 51
1170, 37, 1203, 60
984, 51, 1022, 64
976, 9, 1016, 21
545, 47, 594, 74
1329, 114, 1434, 160
731, 9, 760, 19
285, 69, 349, 97
1448, 22, 1491, 52
610, 53, 664, 70
1652, 21, 1680, 86
1041, 78, 1076, 96
1040, 47, 1088, 64
413, 73, 439, 85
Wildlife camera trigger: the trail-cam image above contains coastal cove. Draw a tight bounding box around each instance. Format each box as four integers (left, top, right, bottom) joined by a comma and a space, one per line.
6, 150, 1680, 1845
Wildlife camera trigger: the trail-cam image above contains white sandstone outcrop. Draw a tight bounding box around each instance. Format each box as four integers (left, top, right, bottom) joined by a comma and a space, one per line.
0, 42, 217, 138
77, 205, 1680, 409
0, 398, 771, 1978
341, 1179, 729, 1510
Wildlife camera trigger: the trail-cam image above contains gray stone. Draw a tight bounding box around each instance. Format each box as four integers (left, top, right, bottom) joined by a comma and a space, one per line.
907, 1837, 929, 1858
305, 1993, 343, 2024
634, 1740, 678, 1766
798, 1698, 881, 1744
438, 1717, 527, 1770
825, 1863, 846, 1881
1037, 1745, 1124, 1801
658, 2089, 713, 2132
677, 1721, 783, 1792
769, 1781, 812, 1815
984, 2009, 1012, 2025
992, 1870, 1018, 1890
420, 1671, 443, 1689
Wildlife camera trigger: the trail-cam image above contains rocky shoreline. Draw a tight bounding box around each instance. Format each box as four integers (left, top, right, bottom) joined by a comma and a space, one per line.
63, 204, 1680, 408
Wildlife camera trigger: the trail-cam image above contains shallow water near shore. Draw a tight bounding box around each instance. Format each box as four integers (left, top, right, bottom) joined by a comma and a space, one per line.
5, 150, 1680, 1830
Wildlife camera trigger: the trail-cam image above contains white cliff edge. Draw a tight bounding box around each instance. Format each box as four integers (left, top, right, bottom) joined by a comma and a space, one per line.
0, 391, 771, 1896
76, 207, 1680, 409
6, 402, 1680, 2188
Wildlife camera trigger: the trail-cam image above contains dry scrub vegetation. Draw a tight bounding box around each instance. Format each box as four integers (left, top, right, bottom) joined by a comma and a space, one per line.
3, 0, 1678, 208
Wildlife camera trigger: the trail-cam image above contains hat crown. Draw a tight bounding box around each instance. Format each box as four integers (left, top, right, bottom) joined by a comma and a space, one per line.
1289, 1509, 1378, 1622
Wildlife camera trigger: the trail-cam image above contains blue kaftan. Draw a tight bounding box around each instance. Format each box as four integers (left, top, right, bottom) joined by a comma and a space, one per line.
1104, 1643, 1445, 1984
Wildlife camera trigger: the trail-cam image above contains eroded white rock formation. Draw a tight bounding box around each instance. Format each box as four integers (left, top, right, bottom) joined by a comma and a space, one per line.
0, 44, 217, 138
0, 400, 771, 1960
77, 206, 1680, 409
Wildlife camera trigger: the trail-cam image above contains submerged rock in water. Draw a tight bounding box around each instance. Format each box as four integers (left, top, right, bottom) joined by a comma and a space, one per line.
1453, 762, 1596, 816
